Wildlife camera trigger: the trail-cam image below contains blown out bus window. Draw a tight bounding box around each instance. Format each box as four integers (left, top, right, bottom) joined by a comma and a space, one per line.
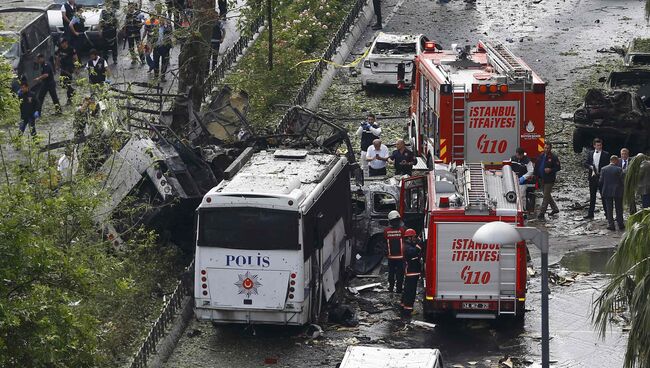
197, 207, 299, 250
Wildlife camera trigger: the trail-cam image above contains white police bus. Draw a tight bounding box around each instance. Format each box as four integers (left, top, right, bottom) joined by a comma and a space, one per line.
194, 149, 352, 325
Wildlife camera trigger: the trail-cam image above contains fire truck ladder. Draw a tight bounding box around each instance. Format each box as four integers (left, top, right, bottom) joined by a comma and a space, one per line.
498, 243, 518, 316
463, 162, 489, 212
451, 84, 467, 162
483, 40, 532, 82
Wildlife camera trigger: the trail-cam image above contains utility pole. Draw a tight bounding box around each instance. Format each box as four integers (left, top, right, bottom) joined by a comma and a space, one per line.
267, 0, 273, 70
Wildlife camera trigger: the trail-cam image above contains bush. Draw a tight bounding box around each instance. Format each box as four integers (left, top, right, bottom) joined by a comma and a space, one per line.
227, 0, 354, 128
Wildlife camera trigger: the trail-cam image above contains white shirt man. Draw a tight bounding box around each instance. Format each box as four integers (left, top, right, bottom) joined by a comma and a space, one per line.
366, 139, 389, 176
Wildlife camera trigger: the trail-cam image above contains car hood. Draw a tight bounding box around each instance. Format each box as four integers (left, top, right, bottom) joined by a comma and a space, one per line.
365, 54, 415, 62
47, 8, 102, 27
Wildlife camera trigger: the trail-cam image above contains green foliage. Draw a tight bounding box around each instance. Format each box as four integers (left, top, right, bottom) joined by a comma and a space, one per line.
593, 208, 650, 368
227, 0, 353, 127
624, 154, 650, 209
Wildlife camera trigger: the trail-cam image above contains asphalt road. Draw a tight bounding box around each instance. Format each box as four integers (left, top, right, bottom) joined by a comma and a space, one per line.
164, 0, 642, 367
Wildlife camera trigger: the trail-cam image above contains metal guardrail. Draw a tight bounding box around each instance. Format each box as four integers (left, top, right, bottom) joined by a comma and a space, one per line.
128, 261, 194, 368
278, 0, 367, 126
204, 16, 265, 93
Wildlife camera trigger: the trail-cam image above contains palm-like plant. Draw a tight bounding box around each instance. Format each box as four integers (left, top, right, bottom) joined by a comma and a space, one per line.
593, 154, 650, 368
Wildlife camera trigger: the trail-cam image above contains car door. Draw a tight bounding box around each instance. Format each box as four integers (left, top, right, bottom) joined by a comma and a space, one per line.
399, 175, 427, 234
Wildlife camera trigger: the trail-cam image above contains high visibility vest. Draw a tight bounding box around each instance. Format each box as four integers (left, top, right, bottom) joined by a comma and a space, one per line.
384, 226, 405, 259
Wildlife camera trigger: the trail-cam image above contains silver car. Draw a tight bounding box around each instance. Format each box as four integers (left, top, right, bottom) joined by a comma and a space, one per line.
361, 33, 427, 89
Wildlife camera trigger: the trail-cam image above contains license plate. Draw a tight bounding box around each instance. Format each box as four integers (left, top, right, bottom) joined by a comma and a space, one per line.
462, 302, 489, 310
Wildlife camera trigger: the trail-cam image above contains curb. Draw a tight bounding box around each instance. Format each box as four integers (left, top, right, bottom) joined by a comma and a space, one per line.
146, 296, 194, 368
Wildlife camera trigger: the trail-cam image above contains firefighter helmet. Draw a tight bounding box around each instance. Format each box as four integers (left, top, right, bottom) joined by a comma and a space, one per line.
404, 229, 417, 237
387, 210, 401, 220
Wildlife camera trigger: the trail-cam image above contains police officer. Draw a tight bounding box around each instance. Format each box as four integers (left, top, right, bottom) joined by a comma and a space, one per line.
356, 113, 381, 176
55, 38, 78, 105
210, 13, 226, 72
18, 81, 40, 137
34, 53, 62, 115
86, 49, 109, 85
61, 0, 76, 42
69, 4, 86, 53
99, 11, 119, 64
124, 2, 146, 65
150, 18, 173, 82
401, 228, 422, 319
384, 210, 406, 293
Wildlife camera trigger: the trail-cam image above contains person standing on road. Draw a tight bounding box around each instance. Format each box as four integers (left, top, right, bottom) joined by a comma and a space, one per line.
33, 54, 62, 116
534, 143, 561, 220
372, 0, 382, 30
618, 148, 636, 214
210, 13, 226, 72
384, 210, 406, 294
600, 155, 625, 231
124, 2, 146, 65
18, 81, 40, 137
151, 18, 173, 82
61, 0, 76, 42
401, 228, 422, 320
389, 139, 416, 176
218, 0, 228, 17
99, 11, 119, 65
86, 49, 109, 85
366, 139, 390, 177
69, 5, 86, 53
356, 113, 381, 175
55, 38, 78, 105
511, 147, 534, 184
583, 138, 611, 219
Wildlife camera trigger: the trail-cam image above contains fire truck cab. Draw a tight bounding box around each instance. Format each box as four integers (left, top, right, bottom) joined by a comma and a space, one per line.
409, 40, 546, 166
400, 162, 527, 321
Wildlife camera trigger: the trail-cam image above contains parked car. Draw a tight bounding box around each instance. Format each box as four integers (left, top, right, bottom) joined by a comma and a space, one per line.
0, 7, 55, 83
360, 32, 427, 89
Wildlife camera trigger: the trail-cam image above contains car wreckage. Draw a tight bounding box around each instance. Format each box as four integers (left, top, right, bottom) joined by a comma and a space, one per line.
59, 83, 368, 250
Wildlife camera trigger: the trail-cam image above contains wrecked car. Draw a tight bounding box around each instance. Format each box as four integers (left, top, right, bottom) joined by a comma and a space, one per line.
361, 32, 428, 89
572, 88, 650, 153
623, 37, 650, 68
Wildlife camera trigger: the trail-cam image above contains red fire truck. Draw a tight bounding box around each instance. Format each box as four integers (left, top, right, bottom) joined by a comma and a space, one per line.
408, 40, 546, 166
399, 162, 527, 321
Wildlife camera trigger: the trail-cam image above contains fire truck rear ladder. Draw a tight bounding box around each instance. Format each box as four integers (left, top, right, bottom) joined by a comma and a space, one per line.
451, 84, 467, 162
483, 40, 532, 82
498, 244, 518, 316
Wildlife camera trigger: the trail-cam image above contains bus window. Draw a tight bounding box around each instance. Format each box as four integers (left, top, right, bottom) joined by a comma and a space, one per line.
373, 192, 397, 214
197, 208, 299, 250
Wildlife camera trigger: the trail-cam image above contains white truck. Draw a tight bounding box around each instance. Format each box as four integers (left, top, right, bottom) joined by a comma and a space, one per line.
194, 149, 353, 325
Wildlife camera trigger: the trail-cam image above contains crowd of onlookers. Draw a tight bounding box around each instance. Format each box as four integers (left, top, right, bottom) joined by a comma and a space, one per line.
14, 0, 230, 137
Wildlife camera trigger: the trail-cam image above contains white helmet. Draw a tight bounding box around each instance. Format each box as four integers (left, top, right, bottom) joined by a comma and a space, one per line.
388, 210, 401, 221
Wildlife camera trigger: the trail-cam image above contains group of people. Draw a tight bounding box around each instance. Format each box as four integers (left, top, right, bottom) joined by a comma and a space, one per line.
383, 210, 423, 320
520, 137, 650, 230
16, 0, 231, 137
357, 113, 416, 177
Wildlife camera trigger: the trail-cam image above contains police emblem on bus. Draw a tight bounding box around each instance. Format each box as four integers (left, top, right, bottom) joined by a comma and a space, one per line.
235, 271, 262, 297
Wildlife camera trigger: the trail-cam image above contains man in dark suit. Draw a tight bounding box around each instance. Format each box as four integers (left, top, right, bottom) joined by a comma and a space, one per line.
618, 148, 636, 214
599, 155, 624, 231
534, 143, 561, 220
583, 138, 611, 219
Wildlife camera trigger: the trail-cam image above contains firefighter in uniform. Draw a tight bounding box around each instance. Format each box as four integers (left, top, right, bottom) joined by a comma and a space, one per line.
384, 210, 406, 293
401, 228, 422, 319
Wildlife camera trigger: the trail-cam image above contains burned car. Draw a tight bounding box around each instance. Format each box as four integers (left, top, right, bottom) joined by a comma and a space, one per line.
361, 32, 428, 89
572, 88, 650, 153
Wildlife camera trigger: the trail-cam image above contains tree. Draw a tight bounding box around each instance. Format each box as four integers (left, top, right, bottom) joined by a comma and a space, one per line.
593, 154, 650, 368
